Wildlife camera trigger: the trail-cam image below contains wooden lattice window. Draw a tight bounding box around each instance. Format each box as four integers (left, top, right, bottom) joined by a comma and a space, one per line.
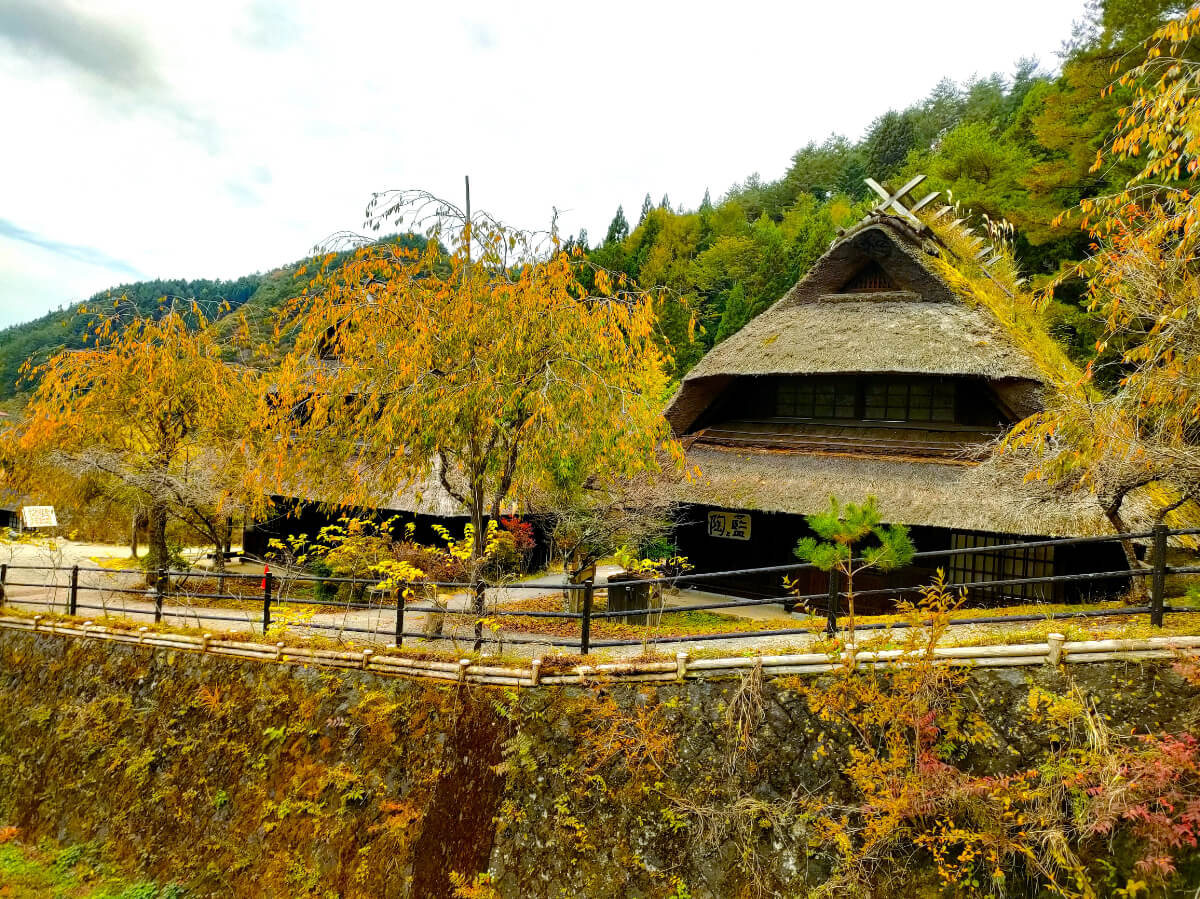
863, 377, 955, 423
949, 532, 1056, 602
843, 261, 895, 293
776, 376, 856, 420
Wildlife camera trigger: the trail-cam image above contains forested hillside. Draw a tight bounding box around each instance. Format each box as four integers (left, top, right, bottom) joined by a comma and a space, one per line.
0, 0, 1185, 398
0, 273, 271, 402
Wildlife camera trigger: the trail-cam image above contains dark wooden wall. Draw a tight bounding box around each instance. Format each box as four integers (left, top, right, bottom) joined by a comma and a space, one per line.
672, 503, 1129, 613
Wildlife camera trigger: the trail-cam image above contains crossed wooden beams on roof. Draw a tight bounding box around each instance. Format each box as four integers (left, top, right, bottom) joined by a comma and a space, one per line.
865, 175, 940, 225
863, 173, 1028, 292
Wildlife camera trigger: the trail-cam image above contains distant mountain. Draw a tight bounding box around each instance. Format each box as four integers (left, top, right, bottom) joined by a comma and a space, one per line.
0, 234, 437, 403
0, 272, 275, 400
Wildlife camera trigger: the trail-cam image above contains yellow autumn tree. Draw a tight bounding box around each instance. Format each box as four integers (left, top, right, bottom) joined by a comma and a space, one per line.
1005, 6, 1200, 541
4, 303, 263, 573
263, 189, 681, 639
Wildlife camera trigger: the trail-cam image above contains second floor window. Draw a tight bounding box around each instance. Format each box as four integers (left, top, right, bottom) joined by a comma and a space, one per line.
863, 378, 955, 423
763, 375, 977, 425
777, 377, 857, 419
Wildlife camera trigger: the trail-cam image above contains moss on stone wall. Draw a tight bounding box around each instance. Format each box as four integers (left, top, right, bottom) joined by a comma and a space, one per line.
0, 631, 508, 898
2, 631, 1200, 897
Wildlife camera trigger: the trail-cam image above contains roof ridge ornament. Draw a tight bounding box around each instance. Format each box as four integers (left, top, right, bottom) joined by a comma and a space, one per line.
864, 177, 1026, 300
864, 175, 940, 226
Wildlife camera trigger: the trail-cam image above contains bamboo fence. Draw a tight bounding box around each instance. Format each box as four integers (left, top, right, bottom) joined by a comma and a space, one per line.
3, 614, 1199, 688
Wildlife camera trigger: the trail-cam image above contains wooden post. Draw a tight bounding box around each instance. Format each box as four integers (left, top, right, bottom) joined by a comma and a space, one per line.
472, 580, 485, 652
262, 569, 273, 635
826, 568, 839, 636
0, 563, 7, 611
68, 565, 79, 617
580, 579, 595, 656
154, 567, 166, 624
1047, 633, 1065, 666
394, 588, 405, 648
1150, 523, 1168, 628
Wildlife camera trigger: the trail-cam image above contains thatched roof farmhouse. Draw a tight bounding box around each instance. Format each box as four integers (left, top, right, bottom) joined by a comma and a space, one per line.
665, 197, 1125, 605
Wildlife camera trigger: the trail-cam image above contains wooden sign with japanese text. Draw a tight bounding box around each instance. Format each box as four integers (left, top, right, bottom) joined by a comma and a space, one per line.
707, 510, 751, 541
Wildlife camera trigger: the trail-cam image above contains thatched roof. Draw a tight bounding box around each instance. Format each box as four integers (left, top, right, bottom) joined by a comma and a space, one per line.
686, 298, 1041, 381
680, 445, 1114, 537
665, 217, 1045, 433
272, 460, 469, 519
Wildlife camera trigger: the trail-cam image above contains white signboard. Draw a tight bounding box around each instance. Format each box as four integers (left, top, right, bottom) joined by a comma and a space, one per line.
21, 506, 58, 528
707, 510, 751, 541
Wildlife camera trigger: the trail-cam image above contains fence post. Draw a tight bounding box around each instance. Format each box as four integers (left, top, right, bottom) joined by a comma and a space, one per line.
472, 580, 486, 652
394, 588, 405, 648
0, 563, 6, 611
580, 579, 594, 656
826, 568, 839, 636
68, 565, 79, 617
262, 570, 273, 635
154, 567, 166, 624
1150, 523, 1168, 628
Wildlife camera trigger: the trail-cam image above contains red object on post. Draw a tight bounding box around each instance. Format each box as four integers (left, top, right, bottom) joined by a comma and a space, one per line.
261, 563, 269, 589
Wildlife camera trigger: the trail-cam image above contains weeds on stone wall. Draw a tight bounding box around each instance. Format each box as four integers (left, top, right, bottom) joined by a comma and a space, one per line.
790, 574, 1200, 898
4, 608, 1200, 897
0, 636, 510, 898
487, 574, 1200, 898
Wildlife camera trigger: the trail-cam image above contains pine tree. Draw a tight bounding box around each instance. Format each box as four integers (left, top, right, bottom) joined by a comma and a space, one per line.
576, 227, 589, 251
714, 282, 753, 344
605, 205, 629, 245
699, 188, 713, 212
659, 193, 671, 210
794, 496, 914, 641
639, 193, 653, 224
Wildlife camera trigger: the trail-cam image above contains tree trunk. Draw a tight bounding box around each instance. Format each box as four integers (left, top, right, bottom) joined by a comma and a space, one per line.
1104, 503, 1146, 602
145, 503, 169, 583
470, 497, 487, 650
129, 513, 141, 560
213, 515, 232, 574
845, 568, 856, 648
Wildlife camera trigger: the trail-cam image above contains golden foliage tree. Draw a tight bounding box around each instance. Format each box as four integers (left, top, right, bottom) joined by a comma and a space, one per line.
4, 304, 261, 572
264, 189, 681, 638
1005, 6, 1200, 544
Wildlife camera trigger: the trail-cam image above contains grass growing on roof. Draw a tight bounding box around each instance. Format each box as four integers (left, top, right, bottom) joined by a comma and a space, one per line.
921, 209, 1087, 394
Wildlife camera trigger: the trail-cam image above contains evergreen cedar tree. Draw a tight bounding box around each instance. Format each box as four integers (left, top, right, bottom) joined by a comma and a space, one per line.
263, 218, 681, 633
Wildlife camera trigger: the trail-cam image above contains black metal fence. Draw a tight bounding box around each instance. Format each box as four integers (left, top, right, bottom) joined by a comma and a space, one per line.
0, 524, 1195, 655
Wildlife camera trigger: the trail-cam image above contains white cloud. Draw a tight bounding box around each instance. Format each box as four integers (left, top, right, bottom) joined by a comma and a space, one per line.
0, 0, 1089, 328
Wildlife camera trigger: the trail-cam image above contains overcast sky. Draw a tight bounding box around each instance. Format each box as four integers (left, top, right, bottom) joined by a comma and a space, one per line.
0, 0, 1089, 329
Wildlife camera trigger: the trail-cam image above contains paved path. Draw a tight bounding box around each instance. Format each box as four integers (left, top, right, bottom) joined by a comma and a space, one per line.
4, 541, 1097, 660
0, 541, 833, 658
